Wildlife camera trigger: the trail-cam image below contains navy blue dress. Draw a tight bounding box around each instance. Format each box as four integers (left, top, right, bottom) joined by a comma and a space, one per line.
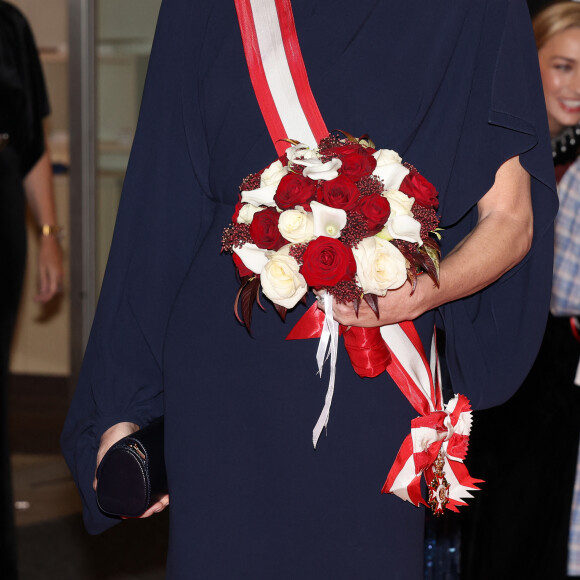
62, 1, 557, 578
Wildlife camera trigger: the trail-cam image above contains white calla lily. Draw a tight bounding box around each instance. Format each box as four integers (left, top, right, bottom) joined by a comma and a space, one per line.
386, 214, 423, 246
303, 158, 342, 181
240, 184, 278, 207
286, 143, 318, 164
310, 200, 347, 238
233, 243, 269, 274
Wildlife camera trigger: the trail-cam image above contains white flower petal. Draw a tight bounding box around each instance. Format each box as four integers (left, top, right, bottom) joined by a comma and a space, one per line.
303, 158, 342, 181
286, 143, 318, 163
373, 162, 409, 191
278, 208, 315, 243
373, 149, 403, 165
310, 200, 347, 238
384, 189, 415, 216
241, 184, 278, 207
233, 243, 269, 274
260, 159, 288, 188
352, 237, 408, 295
386, 214, 423, 245
260, 253, 308, 309
237, 204, 265, 224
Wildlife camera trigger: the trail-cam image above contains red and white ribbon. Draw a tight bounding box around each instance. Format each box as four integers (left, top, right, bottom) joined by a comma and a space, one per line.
380, 323, 481, 510
234, 0, 328, 155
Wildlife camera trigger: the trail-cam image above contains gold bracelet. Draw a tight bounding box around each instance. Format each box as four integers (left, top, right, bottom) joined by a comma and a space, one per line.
39, 224, 64, 238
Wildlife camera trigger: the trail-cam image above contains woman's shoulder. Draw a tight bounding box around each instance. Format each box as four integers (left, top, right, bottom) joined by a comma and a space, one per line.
0, 1, 31, 29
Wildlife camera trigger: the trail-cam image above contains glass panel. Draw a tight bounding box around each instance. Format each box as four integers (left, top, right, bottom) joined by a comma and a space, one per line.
95, 0, 162, 295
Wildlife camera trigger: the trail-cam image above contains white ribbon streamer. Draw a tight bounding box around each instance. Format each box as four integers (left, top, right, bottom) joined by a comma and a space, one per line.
312, 293, 339, 448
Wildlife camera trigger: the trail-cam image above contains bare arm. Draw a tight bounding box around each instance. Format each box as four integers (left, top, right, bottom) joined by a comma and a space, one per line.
23, 144, 64, 303
329, 155, 533, 326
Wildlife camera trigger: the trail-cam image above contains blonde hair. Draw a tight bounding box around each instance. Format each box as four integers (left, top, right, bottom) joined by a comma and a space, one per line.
534, 2, 580, 50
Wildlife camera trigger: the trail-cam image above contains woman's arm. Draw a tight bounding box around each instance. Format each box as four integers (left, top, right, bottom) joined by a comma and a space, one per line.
23, 144, 64, 303
329, 155, 533, 327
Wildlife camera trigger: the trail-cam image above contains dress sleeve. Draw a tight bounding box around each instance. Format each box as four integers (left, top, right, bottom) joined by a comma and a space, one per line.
19, 11, 49, 176
438, 0, 558, 409
0, 4, 50, 176
60, 0, 212, 534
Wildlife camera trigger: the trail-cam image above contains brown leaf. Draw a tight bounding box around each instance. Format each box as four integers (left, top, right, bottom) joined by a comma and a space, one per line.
233, 278, 252, 326
240, 277, 261, 333
407, 268, 418, 295
418, 247, 440, 287
363, 293, 380, 319
274, 303, 287, 322
352, 296, 361, 318
256, 290, 266, 312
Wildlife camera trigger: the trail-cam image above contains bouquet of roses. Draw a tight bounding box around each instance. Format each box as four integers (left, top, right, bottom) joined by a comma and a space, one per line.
221, 131, 441, 327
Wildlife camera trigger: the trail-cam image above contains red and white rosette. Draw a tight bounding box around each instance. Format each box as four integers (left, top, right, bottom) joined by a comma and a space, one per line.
379, 323, 482, 513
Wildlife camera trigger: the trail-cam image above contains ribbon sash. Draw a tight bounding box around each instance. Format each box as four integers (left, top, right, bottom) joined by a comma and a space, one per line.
234, 0, 328, 155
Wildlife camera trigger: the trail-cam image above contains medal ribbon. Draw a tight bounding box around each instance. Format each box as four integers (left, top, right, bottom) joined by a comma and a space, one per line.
234, 0, 328, 155
235, 0, 480, 512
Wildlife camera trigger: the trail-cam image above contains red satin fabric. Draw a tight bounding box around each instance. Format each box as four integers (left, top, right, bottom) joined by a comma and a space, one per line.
286, 305, 390, 378
342, 327, 391, 378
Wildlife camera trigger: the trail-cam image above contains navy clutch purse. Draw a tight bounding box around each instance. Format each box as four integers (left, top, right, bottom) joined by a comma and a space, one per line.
96, 417, 168, 518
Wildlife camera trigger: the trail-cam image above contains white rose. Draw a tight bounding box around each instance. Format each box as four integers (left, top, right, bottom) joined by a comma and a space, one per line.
372, 149, 409, 190
278, 207, 315, 243
261, 252, 308, 309
237, 204, 265, 224
373, 149, 402, 165
384, 189, 414, 216
260, 159, 288, 188
352, 236, 408, 296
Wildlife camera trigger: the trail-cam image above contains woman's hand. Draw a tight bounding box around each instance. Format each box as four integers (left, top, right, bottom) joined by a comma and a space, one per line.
93, 421, 170, 518
314, 277, 432, 327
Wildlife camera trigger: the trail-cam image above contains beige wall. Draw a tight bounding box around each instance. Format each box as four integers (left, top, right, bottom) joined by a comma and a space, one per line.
9, 0, 70, 376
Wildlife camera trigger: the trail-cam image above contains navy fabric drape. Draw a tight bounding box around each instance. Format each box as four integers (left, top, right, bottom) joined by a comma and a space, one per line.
62, 1, 557, 578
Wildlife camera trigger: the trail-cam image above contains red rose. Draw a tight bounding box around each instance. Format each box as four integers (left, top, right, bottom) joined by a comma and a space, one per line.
399, 172, 439, 209
356, 194, 391, 231
301, 237, 357, 287
331, 144, 377, 180
233, 252, 253, 277
274, 173, 317, 210
317, 175, 360, 211
249, 207, 286, 250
